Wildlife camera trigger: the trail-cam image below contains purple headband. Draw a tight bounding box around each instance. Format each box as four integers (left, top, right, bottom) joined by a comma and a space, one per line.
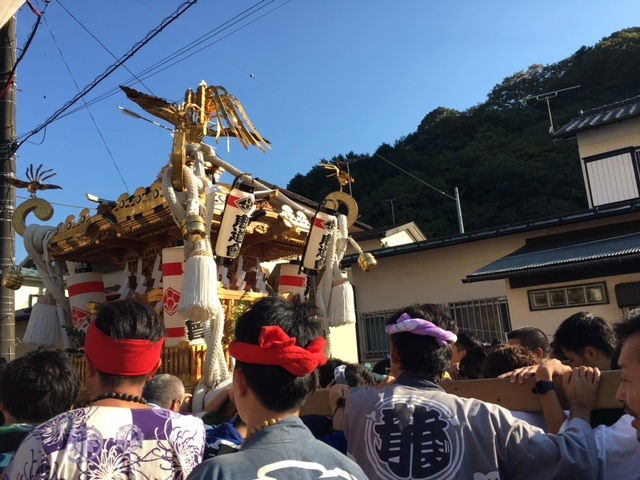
385, 312, 458, 346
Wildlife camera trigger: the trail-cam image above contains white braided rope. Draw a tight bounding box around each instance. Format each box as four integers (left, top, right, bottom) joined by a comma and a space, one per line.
24, 224, 72, 348
316, 214, 349, 318
162, 162, 230, 412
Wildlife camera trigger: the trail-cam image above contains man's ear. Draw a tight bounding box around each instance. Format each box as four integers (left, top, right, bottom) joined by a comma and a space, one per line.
85, 356, 97, 379
148, 359, 162, 380
390, 343, 401, 368
533, 347, 545, 360
233, 367, 248, 398
584, 346, 598, 362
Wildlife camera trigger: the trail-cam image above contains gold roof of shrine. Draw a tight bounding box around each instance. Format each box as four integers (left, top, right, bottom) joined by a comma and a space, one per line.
46, 180, 310, 267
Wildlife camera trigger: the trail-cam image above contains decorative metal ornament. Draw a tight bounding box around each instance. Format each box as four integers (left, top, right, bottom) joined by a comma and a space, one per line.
324, 190, 359, 227
121, 82, 270, 192
215, 175, 256, 264
358, 252, 378, 272
2, 164, 62, 198
13, 197, 54, 237
2, 266, 24, 290
181, 214, 207, 242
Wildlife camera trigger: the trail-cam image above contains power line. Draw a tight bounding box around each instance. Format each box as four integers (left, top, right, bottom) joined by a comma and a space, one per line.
39, 0, 287, 123
56, 0, 155, 96
11, 0, 199, 155
42, 14, 130, 194
372, 152, 456, 201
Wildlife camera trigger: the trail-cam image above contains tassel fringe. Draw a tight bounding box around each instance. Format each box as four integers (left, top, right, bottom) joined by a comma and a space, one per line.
178, 255, 222, 323
23, 302, 58, 345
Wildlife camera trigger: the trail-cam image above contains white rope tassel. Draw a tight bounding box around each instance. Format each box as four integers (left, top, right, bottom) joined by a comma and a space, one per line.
327, 215, 356, 327
162, 165, 222, 324
23, 293, 58, 345
162, 158, 231, 412
24, 224, 72, 348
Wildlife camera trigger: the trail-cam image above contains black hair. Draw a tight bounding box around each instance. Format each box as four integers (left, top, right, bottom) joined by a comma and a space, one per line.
507, 326, 550, 356
92, 299, 165, 388
317, 357, 347, 388
455, 331, 483, 352
458, 345, 489, 379
234, 296, 326, 413
317, 358, 377, 388
386, 304, 456, 379
483, 344, 539, 378
0, 348, 81, 424
614, 308, 640, 361
371, 356, 390, 376
553, 312, 618, 367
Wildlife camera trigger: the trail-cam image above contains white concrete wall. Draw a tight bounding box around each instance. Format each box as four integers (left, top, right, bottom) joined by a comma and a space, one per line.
507, 271, 640, 340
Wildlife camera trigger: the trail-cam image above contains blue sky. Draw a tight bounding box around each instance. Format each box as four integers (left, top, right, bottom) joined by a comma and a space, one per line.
13, 0, 640, 259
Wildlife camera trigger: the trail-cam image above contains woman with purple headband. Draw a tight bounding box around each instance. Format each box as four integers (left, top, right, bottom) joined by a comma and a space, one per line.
330, 303, 602, 480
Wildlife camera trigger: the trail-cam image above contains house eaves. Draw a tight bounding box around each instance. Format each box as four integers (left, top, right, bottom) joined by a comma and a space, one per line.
341, 200, 640, 266
553, 96, 640, 140
463, 230, 640, 283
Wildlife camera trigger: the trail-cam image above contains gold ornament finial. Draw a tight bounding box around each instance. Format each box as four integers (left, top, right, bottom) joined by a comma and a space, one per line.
358, 252, 378, 272
2, 265, 24, 290
3, 164, 62, 198
322, 162, 355, 192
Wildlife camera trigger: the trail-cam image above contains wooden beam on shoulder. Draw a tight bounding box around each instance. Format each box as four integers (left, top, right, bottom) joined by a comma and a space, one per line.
300, 370, 623, 416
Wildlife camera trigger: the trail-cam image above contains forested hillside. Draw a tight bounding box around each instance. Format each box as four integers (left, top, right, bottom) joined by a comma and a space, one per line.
286, 28, 640, 237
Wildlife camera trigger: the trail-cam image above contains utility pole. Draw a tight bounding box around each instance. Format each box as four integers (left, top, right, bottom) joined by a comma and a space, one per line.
0, 15, 17, 361
387, 198, 396, 226
455, 187, 464, 234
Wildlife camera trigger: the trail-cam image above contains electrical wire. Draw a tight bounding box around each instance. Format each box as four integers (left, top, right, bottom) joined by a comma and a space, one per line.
16, 195, 88, 210
17, 1, 451, 216
11, 0, 199, 156
53, 0, 287, 120
56, 0, 155, 97
42, 14, 130, 194
0, 0, 50, 99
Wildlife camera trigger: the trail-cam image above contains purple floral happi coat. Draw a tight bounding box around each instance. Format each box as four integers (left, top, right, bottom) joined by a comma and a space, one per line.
4, 406, 205, 479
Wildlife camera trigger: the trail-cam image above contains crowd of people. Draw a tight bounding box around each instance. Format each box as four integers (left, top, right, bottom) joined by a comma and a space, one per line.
0, 296, 638, 479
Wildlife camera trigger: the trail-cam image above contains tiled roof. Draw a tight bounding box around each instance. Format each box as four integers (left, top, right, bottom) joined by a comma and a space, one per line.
464, 230, 640, 282
553, 96, 640, 139
341, 200, 640, 266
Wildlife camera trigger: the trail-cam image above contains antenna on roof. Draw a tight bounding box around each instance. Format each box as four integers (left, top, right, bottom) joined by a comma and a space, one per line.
520, 85, 581, 134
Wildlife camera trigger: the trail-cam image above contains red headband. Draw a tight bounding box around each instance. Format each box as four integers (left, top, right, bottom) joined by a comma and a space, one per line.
229, 325, 327, 376
84, 321, 164, 376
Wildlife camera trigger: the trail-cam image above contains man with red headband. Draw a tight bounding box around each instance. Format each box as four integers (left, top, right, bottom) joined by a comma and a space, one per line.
6, 299, 205, 479
331, 303, 602, 480
188, 296, 367, 479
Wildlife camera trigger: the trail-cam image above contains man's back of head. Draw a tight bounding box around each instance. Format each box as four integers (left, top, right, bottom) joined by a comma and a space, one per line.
552, 312, 618, 370
0, 348, 81, 424
230, 296, 327, 414
386, 303, 457, 379
143, 374, 186, 411
507, 326, 550, 361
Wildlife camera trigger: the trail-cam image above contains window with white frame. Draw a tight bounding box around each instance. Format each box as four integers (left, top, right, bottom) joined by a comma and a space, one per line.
584, 150, 640, 206
528, 282, 608, 311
